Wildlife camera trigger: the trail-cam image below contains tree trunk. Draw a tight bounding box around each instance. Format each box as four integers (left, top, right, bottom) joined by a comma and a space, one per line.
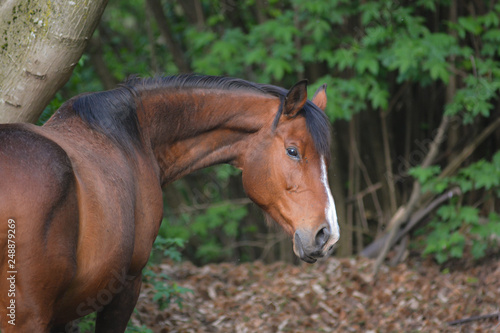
332, 122, 351, 256
177, 0, 205, 29
446, 0, 460, 162
146, 0, 191, 73
0, 0, 108, 123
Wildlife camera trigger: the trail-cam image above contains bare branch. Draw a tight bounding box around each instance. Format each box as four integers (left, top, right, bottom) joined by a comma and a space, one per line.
361, 187, 461, 259
448, 312, 500, 326
372, 115, 452, 276
175, 198, 252, 214
440, 117, 500, 179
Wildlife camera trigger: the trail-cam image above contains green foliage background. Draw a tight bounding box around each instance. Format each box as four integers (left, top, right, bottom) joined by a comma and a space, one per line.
42, 0, 500, 267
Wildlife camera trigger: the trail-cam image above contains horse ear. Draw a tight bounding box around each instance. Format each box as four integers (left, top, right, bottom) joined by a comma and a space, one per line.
312, 84, 327, 111
284, 80, 308, 118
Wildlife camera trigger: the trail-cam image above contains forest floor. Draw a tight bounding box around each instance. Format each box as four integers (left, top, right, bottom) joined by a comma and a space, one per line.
131, 256, 500, 332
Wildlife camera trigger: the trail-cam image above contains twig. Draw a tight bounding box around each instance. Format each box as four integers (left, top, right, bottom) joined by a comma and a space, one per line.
372, 115, 451, 277
346, 182, 383, 203
470, 55, 477, 78
357, 196, 369, 231
380, 107, 398, 214
349, 114, 384, 222
389, 234, 408, 266
175, 198, 252, 214
353, 146, 384, 223
361, 187, 460, 259
448, 312, 500, 326
399, 188, 461, 236
439, 117, 500, 179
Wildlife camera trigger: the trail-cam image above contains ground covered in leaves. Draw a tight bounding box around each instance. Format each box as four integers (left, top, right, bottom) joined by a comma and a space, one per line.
132, 257, 500, 332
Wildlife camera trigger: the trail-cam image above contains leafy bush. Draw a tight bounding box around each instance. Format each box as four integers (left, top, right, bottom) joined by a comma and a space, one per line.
144, 234, 192, 309
143, 269, 192, 310
75, 312, 96, 332
158, 164, 253, 264
413, 152, 500, 263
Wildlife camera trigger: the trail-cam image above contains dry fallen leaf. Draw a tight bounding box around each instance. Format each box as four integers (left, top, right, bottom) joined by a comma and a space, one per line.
133, 257, 500, 332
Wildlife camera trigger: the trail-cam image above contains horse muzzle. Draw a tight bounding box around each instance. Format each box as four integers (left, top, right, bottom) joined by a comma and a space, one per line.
293, 224, 339, 263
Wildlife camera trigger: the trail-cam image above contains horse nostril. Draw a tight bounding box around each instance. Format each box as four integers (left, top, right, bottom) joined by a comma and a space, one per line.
315, 227, 330, 248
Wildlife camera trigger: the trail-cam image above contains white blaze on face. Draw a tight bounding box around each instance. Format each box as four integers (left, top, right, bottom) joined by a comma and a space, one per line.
320, 156, 340, 245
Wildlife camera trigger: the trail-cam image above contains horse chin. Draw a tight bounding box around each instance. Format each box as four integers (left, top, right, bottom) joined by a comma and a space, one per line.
301, 255, 318, 264
293, 233, 318, 264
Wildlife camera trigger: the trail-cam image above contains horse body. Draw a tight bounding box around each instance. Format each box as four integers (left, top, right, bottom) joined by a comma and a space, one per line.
0, 114, 163, 330
0, 75, 339, 331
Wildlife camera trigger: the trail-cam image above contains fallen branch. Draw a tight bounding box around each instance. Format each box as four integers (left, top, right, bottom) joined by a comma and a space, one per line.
361, 187, 461, 258
448, 312, 500, 326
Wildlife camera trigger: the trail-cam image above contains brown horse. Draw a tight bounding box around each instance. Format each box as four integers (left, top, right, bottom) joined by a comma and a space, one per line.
0, 74, 339, 332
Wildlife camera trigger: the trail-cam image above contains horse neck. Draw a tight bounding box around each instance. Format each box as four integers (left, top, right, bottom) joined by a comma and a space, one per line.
139, 89, 278, 185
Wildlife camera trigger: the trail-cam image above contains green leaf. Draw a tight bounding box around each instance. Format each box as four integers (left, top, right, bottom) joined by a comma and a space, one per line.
436, 205, 458, 221
187, 29, 217, 51
454, 177, 473, 193
483, 29, 500, 42
196, 241, 225, 261
362, 26, 391, 47
301, 44, 317, 62
471, 241, 487, 259
244, 47, 267, 65
435, 252, 449, 264
307, 19, 331, 43
408, 165, 441, 184
480, 11, 500, 28
458, 206, 479, 225
356, 52, 379, 75
458, 16, 483, 36
368, 83, 389, 109
450, 243, 464, 259
431, 179, 449, 194
264, 58, 292, 81
489, 211, 500, 223
449, 231, 466, 245
486, 213, 500, 236
332, 48, 356, 70
360, 2, 382, 25
428, 60, 450, 83
416, 0, 437, 11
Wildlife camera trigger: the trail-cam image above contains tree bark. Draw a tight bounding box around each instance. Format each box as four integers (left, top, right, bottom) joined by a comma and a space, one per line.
0, 0, 108, 123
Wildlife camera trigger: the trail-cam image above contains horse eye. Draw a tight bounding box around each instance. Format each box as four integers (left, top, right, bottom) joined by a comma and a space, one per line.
286, 147, 300, 159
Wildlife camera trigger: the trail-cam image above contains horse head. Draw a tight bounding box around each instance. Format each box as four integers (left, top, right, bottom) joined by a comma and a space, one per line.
239, 81, 339, 263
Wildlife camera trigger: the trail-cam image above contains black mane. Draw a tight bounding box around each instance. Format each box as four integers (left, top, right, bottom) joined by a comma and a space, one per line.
71, 74, 331, 159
